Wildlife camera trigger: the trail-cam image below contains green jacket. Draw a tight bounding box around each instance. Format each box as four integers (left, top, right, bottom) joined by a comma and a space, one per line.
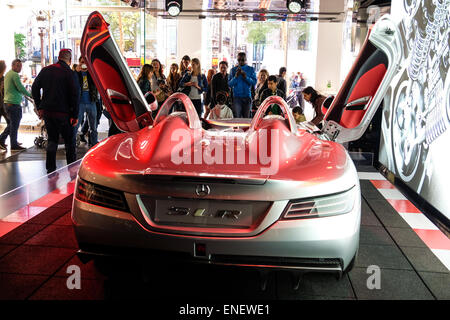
3, 70, 31, 105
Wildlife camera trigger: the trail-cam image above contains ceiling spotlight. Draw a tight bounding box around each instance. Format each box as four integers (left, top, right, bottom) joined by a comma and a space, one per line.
166, 0, 183, 17
287, 0, 303, 14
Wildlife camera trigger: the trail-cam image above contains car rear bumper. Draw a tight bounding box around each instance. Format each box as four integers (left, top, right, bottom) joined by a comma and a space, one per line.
72, 193, 360, 273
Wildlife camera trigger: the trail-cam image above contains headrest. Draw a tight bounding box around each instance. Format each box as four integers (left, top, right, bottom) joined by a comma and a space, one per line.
263, 114, 286, 121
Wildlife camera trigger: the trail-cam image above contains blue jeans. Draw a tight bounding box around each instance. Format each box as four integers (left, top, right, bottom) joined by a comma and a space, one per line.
0, 104, 22, 148
75, 102, 98, 147
232, 97, 252, 118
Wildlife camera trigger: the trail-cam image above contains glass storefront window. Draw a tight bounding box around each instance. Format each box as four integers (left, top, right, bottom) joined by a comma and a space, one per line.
1, 0, 319, 87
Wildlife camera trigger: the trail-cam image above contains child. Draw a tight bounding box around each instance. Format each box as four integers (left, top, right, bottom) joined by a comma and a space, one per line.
292, 106, 306, 123
209, 91, 233, 120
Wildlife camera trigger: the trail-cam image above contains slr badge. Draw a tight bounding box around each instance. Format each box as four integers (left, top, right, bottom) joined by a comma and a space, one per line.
167, 206, 190, 216
217, 210, 242, 220
195, 184, 210, 197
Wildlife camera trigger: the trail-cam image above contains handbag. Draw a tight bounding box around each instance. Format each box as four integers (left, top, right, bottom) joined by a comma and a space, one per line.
155, 90, 166, 103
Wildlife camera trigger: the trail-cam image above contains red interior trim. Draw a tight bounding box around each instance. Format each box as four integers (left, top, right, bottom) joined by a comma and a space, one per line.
340, 63, 386, 128
92, 59, 135, 122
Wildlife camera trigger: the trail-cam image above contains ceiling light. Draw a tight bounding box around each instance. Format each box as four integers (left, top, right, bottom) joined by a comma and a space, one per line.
287, 0, 303, 14
166, 0, 182, 17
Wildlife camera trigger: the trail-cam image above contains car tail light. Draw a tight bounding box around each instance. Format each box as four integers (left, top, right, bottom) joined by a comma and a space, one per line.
282, 187, 356, 220
75, 178, 129, 212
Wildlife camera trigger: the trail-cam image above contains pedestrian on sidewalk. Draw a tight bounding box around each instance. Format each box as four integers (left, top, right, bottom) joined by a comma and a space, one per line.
0, 59, 32, 151
32, 49, 79, 174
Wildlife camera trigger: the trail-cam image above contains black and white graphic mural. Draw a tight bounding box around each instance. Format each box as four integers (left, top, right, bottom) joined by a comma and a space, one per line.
379, 0, 450, 219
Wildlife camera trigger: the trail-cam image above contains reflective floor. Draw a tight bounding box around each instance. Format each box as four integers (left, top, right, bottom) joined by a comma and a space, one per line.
0, 141, 449, 300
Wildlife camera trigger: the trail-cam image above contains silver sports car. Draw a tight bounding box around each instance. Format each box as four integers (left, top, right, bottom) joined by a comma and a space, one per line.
72, 12, 401, 282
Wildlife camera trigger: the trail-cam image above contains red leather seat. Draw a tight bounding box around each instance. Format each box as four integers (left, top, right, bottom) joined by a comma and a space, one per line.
339, 49, 387, 128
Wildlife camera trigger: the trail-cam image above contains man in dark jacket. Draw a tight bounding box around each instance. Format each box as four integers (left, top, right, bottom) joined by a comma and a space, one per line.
32, 49, 79, 173
277, 67, 287, 96
76, 56, 99, 148
210, 61, 230, 108
260, 75, 286, 115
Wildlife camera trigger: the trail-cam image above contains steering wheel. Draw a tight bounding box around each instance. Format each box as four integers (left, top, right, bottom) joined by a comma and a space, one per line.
249, 95, 297, 134
153, 92, 202, 130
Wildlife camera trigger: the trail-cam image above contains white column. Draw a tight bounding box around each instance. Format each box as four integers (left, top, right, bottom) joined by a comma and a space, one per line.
314, 0, 347, 94
0, 3, 17, 67
176, 18, 203, 63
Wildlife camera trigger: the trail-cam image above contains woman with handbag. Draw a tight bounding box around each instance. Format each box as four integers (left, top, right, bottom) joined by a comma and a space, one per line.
150, 59, 168, 107
179, 58, 208, 117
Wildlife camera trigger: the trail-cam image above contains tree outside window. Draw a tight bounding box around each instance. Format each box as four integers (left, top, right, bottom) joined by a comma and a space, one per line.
14, 32, 26, 60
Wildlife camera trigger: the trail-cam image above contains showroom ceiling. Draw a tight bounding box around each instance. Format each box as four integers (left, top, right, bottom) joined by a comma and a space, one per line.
145, 0, 312, 11
142, 0, 346, 22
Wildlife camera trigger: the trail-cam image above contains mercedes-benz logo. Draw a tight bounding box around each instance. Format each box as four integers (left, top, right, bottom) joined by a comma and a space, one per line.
195, 184, 211, 197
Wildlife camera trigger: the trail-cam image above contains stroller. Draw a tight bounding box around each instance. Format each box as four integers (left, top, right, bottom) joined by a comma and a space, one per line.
34, 121, 81, 149
24, 97, 48, 149
33, 120, 49, 149
31, 97, 81, 149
